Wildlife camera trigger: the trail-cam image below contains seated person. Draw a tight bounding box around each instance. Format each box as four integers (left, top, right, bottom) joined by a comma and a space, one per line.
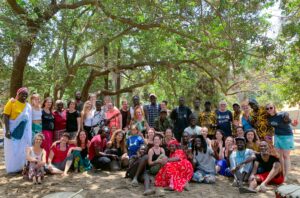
127, 124, 144, 158
241, 141, 284, 193
148, 135, 166, 176
236, 126, 245, 138
215, 136, 234, 177
230, 137, 255, 187
107, 129, 129, 168
191, 135, 217, 184
62, 131, 91, 176
89, 127, 114, 170
126, 145, 155, 196
155, 140, 193, 192
25, 133, 46, 184
48, 133, 73, 174
181, 131, 191, 154
184, 114, 202, 138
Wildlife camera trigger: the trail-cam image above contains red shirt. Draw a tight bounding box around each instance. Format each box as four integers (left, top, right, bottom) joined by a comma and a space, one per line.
53, 110, 67, 131
88, 135, 107, 160
51, 143, 73, 163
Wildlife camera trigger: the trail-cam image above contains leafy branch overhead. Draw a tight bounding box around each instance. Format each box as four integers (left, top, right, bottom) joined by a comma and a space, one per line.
1, 0, 298, 106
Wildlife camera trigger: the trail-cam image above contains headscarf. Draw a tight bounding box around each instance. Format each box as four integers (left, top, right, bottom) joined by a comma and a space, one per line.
168, 139, 180, 147
16, 87, 28, 99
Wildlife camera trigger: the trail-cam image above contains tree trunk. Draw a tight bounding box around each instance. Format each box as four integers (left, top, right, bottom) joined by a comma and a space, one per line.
104, 45, 109, 90
81, 69, 97, 101
10, 40, 34, 97
115, 44, 121, 108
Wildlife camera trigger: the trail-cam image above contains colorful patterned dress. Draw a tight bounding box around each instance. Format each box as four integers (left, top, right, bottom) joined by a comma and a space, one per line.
155, 149, 193, 192
250, 107, 274, 140
199, 111, 217, 137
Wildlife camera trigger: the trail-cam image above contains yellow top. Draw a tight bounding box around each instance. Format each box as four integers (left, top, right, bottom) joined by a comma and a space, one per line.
3, 100, 26, 120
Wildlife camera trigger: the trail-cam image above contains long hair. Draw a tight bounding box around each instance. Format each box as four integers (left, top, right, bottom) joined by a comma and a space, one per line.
215, 129, 225, 144
133, 106, 145, 121
265, 103, 277, 116
245, 129, 258, 143
30, 93, 41, 108
42, 97, 53, 111
76, 131, 88, 147
110, 129, 126, 153
81, 101, 92, 122
192, 135, 207, 155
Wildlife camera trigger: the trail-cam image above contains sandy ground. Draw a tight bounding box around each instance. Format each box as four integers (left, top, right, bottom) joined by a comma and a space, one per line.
0, 130, 299, 198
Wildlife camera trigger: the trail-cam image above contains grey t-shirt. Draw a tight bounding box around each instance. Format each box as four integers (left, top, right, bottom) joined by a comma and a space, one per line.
194, 147, 216, 174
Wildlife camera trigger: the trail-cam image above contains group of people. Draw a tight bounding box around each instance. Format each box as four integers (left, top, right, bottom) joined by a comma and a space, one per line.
2, 87, 298, 195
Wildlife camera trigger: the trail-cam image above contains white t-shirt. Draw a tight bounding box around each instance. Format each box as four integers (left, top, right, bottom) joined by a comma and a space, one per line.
184, 125, 202, 136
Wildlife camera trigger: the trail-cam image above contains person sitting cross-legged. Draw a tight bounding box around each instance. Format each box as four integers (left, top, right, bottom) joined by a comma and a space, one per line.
240, 141, 284, 193
230, 137, 255, 187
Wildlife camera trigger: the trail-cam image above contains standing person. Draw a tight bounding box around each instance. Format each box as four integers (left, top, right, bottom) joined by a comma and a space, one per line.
53, 100, 67, 141
248, 98, 274, 141
192, 98, 201, 126
155, 140, 193, 192
92, 100, 106, 129
232, 103, 242, 137
31, 94, 42, 139
131, 106, 149, 137
154, 109, 173, 133
184, 114, 202, 138
266, 103, 297, 180
130, 95, 142, 118
144, 94, 160, 128
120, 99, 131, 130
25, 133, 46, 184
105, 102, 122, 136
75, 91, 83, 112
170, 97, 192, 142
216, 100, 233, 137
199, 101, 217, 139
88, 93, 97, 110
3, 87, 32, 173
66, 100, 81, 139
81, 101, 95, 140
41, 97, 54, 160
241, 100, 254, 132
191, 135, 217, 184
160, 100, 171, 116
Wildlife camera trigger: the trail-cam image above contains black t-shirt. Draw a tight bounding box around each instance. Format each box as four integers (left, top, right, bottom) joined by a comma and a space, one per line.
42, 110, 54, 131
120, 109, 131, 129
66, 110, 80, 132
255, 153, 279, 172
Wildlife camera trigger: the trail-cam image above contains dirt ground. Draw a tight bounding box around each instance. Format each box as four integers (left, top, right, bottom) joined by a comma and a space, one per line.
0, 130, 299, 198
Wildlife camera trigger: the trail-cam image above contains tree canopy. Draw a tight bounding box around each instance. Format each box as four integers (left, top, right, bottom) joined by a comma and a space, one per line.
0, 0, 299, 107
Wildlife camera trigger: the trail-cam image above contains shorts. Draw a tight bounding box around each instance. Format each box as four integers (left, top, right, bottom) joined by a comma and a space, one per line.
256, 172, 284, 185
274, 135, 294, 150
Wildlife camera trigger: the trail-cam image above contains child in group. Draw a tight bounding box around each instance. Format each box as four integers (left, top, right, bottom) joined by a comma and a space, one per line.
127, 125, 145, 158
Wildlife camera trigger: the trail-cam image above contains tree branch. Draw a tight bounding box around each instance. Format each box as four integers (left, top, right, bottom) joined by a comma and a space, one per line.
56, 0, 97, 9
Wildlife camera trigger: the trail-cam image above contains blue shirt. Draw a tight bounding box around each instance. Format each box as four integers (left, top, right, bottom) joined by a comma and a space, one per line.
230, 148, 254, 169
216, 110, 233, 137
127, 135, 144, 158
241, 116, 253, 131
268, 112, 293, 136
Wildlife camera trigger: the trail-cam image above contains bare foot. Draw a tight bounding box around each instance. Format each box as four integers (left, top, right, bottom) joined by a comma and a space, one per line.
143, 189, 155, 196
37, 176, 42, 184
33, 177, 37, 185
62, 172, 69, 177
131, 179, 139, 187
184, 183, 190, 191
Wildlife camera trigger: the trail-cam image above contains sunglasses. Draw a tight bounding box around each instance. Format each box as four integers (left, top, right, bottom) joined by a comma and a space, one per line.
266, 107, 273, 110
